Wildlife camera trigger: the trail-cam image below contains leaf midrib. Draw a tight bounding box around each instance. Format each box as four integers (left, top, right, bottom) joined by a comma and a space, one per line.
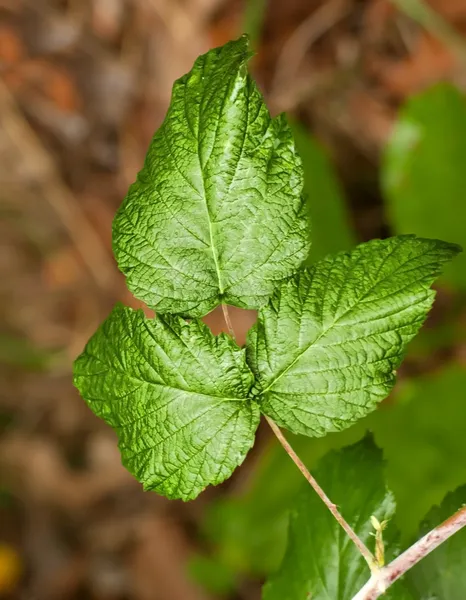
77, 354, 247, 404
260, 244, 433, 395
195, 58, 228, 296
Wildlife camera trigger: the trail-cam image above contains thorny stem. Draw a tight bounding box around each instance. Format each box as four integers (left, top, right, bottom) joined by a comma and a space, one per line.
264, 415, 377, 570
352, 505, 466, 599
220, 304, 376, 570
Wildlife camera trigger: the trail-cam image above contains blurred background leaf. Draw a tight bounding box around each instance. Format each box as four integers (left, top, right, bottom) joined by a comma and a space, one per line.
263, 439, 408, 600
406, 485, 466, 599
370, 365, 466, 540
291, 122, 356, 263
382, 83, 466, 289
187, 554, 237, 596
243, 0, 268, 47
0, 333, 55, 371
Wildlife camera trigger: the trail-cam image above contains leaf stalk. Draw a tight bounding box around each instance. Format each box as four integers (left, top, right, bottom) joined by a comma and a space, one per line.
264, 415, 377, 570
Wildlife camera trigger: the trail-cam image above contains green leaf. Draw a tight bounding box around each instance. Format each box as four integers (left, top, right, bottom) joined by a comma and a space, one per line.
382, 83, 466, 289
263, 438, 410, 600
113, 36, 310, 317
370, 365, 466, 539
73, 305, 260, 500
0, 333, 54, 371
291, 122, 356, 263
407, 486, 466, 600
248, 235, 460, 437
187, 553, 237, 595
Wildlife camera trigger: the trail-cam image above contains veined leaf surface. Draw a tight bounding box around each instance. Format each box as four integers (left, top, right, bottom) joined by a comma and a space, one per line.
73, 305, 260, 500
248, 236, 460, 437
113, 36, 310, 317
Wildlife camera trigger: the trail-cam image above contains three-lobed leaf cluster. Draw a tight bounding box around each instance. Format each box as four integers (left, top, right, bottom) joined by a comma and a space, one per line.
73, 36, 460, 501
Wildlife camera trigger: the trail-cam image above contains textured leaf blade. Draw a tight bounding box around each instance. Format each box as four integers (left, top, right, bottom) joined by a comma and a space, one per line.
113, 36, 310, 317
263, 439, 413, 600
382, 83, 466, 289
73, 305, 260, 500
248, 235, 460, 437
407, 485, 466, 600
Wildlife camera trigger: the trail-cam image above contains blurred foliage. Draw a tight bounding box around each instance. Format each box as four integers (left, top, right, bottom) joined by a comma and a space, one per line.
383, 83, 466, 289
263, 443, 466, 600
407, 304, 465, 358
291, 123, 356, 264
0, 333, 53, 371
372, 366, 466, 540
407, 485, 466, 600
187, 554, 237, 595
243, 0, 268, 46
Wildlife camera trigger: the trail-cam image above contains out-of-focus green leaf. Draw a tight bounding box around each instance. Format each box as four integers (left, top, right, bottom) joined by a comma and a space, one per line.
371, 365, 466, 539
187, 553, 236, 596
291, 122, 355, 263
243, 0, 268, 46
263, 439, 412, 600
382, 83, 466, 289
0, 334, 52, 371
407, 312, 465, 358
407, 485, 466, 600
201, 423, 366, 575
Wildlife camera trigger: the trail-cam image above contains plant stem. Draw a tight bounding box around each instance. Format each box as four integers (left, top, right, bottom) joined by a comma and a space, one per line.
264, 415, 377, 569
221, 304, 235, 338
352, 505, 466, 600
220, 304, 376, 569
